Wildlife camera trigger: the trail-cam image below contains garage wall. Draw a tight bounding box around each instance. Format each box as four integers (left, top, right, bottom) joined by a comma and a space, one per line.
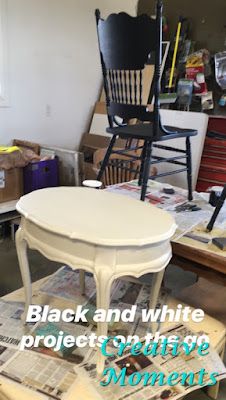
138, 0, 226, 53
0, 0, 137, 150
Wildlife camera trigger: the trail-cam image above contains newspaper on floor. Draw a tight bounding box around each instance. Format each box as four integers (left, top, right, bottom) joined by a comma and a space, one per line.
75, 324, 226, 400
0, 296, 94, 365
0, 277, 170, 399
0, 345, 18, 368
0, 300, 32, 348
39, 265, 119, 305
110, 279, 169, 314
39, 266, 96, 301
0, 350, 77, 400
0, 299, 84, 399
83, 277, 170, 332
31, 320, 93, 365
1, 271, 225, 399
39, 267, 170, 319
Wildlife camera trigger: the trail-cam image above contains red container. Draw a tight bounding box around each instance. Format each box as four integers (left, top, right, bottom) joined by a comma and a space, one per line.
199, 165, 226, 181
196, 116, 226, 192
208, 116, 226, 135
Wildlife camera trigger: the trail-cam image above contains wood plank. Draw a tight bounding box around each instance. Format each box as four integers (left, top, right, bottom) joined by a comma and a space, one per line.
94, 101, 107, 114
0, 200, 17, 214
172, 241, 226, 274
171, 255, 226, 286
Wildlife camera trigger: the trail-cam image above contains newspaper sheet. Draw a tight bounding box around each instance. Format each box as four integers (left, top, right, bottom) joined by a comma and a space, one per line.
1, 269, 226, 399
31, 320, 93, 364
150, 325, 226, 396
0, 300, 24, 319
75, 324, 226, 400
0, 299, 81, 399
84, 280, 169, 346
0, 345, 17, 368
0, 275, 170, 399
82, 277, 169, 335
0, 300, 32, 348
0, 351, 77, 400
39, 267, 169, 316
110, 280, 169, 314
39, 266, 96, 301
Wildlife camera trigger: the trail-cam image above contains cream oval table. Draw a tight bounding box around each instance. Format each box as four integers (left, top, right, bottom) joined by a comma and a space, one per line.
16, 187, 176, 373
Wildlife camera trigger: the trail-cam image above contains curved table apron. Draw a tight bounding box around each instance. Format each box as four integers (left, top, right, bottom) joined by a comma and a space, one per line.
15, 187, 176, 373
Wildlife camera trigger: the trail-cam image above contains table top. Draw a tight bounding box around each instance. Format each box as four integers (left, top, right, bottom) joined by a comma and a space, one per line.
16, 187, 176, 247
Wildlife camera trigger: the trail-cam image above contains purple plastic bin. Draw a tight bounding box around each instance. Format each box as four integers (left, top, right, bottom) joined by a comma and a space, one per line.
23, 158, 59, 194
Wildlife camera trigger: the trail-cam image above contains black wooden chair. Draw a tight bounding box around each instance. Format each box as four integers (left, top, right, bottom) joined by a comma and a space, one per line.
95, 1, 197, 201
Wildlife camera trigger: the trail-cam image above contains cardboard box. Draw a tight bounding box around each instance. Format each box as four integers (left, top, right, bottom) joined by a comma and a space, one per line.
80, 102, 126, 180
81, 132, 126, 154
0, 168, 23, 203
84, 162, 98, 181
13, 139, 40, 155
80, 133, 127, 180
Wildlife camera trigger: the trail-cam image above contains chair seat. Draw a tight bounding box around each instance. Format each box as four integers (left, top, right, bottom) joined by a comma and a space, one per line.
106, 123, 197, 141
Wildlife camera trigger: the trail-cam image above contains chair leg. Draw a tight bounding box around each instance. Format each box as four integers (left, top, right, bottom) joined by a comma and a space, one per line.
97, 135, 117, 181
140, 141, 153, 201
186, 137, 193, 201
138, 140, 148, 186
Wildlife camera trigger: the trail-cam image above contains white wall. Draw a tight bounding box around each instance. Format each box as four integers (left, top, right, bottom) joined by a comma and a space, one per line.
0, 0, 137, 150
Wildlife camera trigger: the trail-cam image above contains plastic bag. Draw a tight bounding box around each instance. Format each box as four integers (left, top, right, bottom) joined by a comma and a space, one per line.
215, 51, 226, 90
0, 146, 40, 169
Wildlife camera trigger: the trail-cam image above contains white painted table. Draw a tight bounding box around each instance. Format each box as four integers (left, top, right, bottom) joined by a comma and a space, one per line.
15, 187, 176, 373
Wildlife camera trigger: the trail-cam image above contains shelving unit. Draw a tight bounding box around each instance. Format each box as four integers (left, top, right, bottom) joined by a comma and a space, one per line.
0, 200, 19, 224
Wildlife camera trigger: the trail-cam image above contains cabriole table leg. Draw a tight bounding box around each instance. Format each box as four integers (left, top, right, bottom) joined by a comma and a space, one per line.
79, 270, 86, 295
15, 227, 32, 323
149, 269, 165, 333
95, 269, 113, 375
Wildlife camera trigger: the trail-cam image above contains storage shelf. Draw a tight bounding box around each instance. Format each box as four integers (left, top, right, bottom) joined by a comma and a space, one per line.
0, 200, 17, 215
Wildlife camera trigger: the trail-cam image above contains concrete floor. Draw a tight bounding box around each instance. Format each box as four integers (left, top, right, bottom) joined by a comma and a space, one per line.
0, 237, 226, 399
0, 237, 61, 296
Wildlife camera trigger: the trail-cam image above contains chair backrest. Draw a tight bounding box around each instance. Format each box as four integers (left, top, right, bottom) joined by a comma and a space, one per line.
93, 148, 141, 186
95, 1, 163, 137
